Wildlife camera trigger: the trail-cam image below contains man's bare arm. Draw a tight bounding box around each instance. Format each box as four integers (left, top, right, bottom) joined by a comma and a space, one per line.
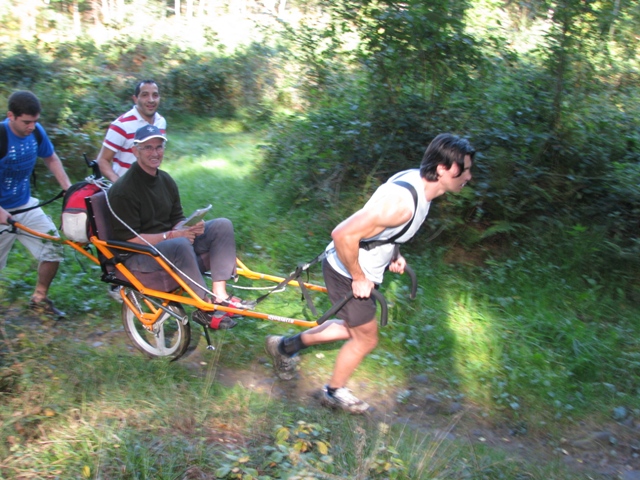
42, 153, 72, 191
125, 221, 205, 246
96, 146, 119, 182
331, 186, 414, 297
0, 207, 11, 225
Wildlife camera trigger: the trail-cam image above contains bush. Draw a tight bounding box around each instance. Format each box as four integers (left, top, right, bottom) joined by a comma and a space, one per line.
164, 55, 235, 118
0, 45, 52, 88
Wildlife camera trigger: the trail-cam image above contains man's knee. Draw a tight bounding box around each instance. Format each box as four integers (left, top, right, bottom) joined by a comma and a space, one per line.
171, 237, 193, 249
362, 333, 378, 352
352, 321, 378, 352
161, 237, 198, 265
207, 218, 234, 236
173, 237, 195, 251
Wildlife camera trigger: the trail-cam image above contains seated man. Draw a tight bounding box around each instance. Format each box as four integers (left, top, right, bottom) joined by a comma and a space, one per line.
107, 125, 254, 329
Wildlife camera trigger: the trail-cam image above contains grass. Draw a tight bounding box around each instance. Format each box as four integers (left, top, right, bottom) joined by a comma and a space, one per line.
0, 118, 636, 478
0, 335, 585, 479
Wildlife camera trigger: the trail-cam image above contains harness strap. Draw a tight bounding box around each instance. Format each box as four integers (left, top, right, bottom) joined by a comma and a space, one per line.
0, 122, 44, 188
254, 181, 418, 310
7, 190, 65, 215
359, 180, 418, 251
254, 251, 326, 309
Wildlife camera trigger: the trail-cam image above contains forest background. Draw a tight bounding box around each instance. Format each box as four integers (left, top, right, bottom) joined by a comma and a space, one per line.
1, 0, 640, 478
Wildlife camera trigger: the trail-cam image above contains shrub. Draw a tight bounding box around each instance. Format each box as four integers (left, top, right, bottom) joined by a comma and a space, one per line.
0, 45, 52, 88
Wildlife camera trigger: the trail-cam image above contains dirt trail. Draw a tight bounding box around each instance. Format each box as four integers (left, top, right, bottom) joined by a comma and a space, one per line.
2, 304, 640, 479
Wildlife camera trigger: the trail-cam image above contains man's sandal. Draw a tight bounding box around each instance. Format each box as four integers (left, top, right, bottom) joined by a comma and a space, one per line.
29, 298, 66, 319
215, 295, 256, 310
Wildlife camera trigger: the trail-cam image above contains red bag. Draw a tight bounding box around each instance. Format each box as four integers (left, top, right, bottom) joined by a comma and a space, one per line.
61, 181, 102, 243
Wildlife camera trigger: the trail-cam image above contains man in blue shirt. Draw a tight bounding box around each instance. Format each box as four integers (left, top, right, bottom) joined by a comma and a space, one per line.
0, 91, 72, 318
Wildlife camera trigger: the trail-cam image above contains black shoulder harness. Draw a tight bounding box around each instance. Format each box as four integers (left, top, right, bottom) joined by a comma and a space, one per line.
0, 122, 45, 187
0, 122, 44, 159
359, 180, 419, 251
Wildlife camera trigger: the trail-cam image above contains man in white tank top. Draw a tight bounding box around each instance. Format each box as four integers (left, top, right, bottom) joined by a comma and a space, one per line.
266, 133, 475, 413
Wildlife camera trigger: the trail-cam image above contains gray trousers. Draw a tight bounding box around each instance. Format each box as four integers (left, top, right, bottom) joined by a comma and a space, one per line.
124, 218, 236, 299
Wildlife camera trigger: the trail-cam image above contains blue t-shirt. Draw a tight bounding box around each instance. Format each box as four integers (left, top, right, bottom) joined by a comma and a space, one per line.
0, 119, 55, 209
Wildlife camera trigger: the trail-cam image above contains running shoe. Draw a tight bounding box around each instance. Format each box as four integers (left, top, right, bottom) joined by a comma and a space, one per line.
321, 385, 370, 414
108, 285, 123, 303
265, 335, 300, 380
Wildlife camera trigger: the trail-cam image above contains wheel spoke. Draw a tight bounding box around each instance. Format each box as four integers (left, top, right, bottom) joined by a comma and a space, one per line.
155, 326, 168, 355
122, 290, 192, 360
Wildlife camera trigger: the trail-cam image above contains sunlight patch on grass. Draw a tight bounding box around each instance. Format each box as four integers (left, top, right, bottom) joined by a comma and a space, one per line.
445, 292, 501, 407
191, 157, 231, 171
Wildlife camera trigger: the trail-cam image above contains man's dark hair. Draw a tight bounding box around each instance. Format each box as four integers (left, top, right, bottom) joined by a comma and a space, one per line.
420, 133, 475, 181
8, 91, 42, 117
134, 80, 158, 97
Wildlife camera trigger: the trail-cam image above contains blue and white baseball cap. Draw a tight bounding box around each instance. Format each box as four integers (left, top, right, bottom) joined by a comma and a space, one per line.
133, 125, 167, 144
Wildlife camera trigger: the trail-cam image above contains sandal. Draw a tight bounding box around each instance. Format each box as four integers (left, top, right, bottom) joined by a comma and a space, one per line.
215, 295, 256, 310
192, 309, 238, 330
29, 298, 66, 319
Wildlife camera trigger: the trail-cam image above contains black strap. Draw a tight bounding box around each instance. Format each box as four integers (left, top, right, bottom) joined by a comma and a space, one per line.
0, 122, 6, 160
254, 251, 326, 311
359, 180, 418, 251
1, 122, 44, 187
7, 190, 65, 215
1, 122, 60, 216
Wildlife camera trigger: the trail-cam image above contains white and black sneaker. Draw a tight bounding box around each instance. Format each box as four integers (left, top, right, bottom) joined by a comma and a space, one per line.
265, 335, 300, 380
108, 285, 123, 303
321, 385, 370, 414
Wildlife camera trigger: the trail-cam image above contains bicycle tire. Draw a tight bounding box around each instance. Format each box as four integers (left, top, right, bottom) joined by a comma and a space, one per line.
122, 289, 195, 361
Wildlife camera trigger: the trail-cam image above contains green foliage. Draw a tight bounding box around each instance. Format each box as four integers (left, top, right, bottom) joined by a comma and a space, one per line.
328, 0, 483, 101
165, 54, 236, 117
0, 44, 52, 89
0, 119, 633, 480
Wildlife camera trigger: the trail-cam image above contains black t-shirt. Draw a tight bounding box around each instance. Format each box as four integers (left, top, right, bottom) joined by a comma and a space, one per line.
107, 161, 185, 241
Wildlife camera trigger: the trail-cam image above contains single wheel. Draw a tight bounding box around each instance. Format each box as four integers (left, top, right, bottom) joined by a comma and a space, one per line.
122, 289, 195, 361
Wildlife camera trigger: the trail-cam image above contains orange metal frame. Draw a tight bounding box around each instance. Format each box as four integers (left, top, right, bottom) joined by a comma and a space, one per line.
12, 222, 327, 329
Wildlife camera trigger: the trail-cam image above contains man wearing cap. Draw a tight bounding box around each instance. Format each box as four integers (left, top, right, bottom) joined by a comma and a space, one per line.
107, 125, 255, 329
97, 80, 166, 182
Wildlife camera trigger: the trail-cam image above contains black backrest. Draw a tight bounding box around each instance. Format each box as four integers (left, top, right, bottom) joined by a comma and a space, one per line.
85, 191, 114, 241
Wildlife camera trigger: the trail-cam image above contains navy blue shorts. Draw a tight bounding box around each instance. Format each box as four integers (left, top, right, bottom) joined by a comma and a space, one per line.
322, 258, 378, 327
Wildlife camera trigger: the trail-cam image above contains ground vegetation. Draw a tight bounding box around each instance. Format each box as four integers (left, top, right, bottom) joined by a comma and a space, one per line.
0, 0, 639, 478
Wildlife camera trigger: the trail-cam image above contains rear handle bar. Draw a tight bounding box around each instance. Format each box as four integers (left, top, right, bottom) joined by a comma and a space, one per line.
315, 263, 417, 327
316, 289, 389, 326
405, 264, 417, 300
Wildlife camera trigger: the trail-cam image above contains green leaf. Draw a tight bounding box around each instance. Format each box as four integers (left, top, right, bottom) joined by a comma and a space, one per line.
215, 466, 231, 477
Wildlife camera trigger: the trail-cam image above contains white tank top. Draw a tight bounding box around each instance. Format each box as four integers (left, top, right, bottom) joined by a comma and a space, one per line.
326, 169, 431, 283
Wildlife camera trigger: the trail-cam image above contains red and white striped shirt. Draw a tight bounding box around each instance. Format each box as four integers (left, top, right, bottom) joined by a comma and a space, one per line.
102, 106, 167, 176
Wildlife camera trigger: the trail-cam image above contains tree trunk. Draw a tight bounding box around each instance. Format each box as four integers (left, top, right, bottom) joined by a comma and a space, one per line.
101, 0, 111, 24
72, 0, 82, 36
609, 0, 621, 37
277, 0, 286, 16
116, 0, 125, 22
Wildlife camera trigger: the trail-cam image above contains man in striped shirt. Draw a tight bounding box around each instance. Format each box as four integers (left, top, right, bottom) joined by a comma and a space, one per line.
96, 80, 166, 182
